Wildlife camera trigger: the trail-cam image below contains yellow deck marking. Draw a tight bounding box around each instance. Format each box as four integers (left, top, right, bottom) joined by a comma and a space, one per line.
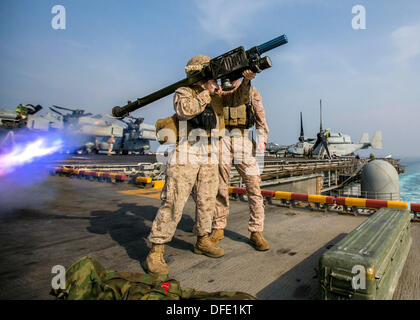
119, 188, 163, 200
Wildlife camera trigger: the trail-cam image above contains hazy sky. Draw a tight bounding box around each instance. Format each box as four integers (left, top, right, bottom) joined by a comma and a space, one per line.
0, 0, 419, 157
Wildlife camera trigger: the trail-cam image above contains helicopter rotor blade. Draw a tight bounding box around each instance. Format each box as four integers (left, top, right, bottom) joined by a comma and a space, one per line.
52, 105, 75, 112
299, 111, 304, 141
49, 107, 64, 116
312, 133, 322, 152
319, 99, 323, 133
33, 104, 43, 113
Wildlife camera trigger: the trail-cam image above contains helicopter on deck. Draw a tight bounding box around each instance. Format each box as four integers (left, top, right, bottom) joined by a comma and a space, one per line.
287, 100, 382, 158
0, 104, 156, 155
49, 105, 156, 154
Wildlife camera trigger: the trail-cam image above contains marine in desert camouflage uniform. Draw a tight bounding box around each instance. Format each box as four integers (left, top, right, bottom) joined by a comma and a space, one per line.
209, 83, 270, 251
145, 55, 256, 275
107, 135, 115, 156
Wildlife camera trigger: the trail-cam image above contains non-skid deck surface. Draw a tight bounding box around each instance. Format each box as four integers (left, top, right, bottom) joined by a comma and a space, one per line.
0, 176, 418, 299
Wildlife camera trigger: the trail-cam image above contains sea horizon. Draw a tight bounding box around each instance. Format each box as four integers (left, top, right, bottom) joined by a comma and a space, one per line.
399, 156, 420, 205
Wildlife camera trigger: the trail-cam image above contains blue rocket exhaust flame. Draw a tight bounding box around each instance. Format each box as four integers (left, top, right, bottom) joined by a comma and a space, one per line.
0, 137, 63, 177
0, 130, 78, 188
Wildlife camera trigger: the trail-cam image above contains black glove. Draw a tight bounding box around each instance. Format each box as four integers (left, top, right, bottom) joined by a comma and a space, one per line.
189, 104, 217, 130
201, 104, 217, 130
245, 103, 256, 128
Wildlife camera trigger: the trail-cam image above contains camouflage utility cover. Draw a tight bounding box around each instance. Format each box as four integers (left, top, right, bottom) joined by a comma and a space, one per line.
185, 55, 211, 77
51, 256, 256, 300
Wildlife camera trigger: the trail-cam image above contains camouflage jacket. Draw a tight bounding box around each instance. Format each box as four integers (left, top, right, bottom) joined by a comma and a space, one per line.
171, 81, 251, 164
251, 86, 269, 145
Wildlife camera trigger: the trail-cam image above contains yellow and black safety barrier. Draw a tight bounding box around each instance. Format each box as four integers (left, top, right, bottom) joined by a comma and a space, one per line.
335, 197, 408, 210
135, 177, 166, 189
152, 180, 165, 189
135, 176, 153, 188
228, 186, 418, 220
51, 169, 420, 220
53, 167, 127, 182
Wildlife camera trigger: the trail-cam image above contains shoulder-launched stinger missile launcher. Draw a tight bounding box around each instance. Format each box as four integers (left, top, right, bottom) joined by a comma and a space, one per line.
112, 34, 288, 119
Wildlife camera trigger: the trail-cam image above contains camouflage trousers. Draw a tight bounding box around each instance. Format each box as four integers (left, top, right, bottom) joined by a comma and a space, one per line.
213, 135, 265, 232
107, 144, 114, 155
148, 159, 218, 244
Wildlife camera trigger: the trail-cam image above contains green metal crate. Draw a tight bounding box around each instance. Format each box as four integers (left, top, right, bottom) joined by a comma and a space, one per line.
319, 208, 412, 300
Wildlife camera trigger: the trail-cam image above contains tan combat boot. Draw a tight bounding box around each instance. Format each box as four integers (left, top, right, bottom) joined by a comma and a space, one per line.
145, 244, 169, 275
250, 232, 270, 251
209, 229, 224, 244
194, 235, 225, 258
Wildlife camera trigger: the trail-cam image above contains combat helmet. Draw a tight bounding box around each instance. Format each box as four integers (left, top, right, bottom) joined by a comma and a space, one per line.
185, 55, 210, 77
